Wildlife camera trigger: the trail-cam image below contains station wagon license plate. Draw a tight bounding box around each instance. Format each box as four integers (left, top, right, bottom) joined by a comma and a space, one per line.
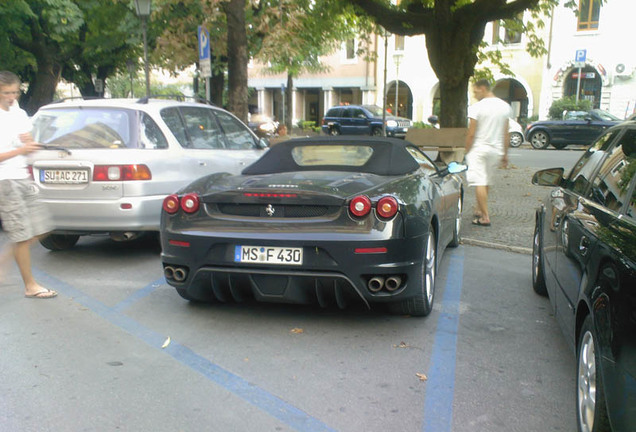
40, 169, 89, 184
234, 246, 303, 265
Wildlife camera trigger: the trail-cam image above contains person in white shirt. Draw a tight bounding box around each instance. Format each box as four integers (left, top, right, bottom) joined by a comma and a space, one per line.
0, 71, 55, 298
464, 79, 511, 226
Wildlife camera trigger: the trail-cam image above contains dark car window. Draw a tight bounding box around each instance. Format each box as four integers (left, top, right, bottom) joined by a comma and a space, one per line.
567, 131, 617, 194
326, 108, 343, 117
350, 108, 366, 119
139, 112, 168, 149
564, 111, 588, 120
214, 110, 256, 150
343, 109, 353, 118
405, 146, 437, 173
32, 108, 134, 149
587, 130, 636, 211
591, 109, 620, 121
180, 107, 225, 149
160, 107, 189, 147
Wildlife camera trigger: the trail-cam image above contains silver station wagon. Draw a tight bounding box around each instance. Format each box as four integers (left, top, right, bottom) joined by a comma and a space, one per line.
29, 98, 268, 250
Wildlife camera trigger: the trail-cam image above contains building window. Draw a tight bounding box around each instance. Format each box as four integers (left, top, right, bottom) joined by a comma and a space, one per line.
345, 39, 356, 60
491, 21, 500, 44
491, 19, 521, 45
504, 25, 521, 44
578, 0, 600, 31
395, 35, 405, 51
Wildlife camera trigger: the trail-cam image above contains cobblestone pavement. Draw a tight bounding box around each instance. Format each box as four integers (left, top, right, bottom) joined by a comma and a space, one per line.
460, 164, 544, 254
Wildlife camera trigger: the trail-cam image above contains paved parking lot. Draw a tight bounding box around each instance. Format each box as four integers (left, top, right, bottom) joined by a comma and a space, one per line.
0, 237, 575, 431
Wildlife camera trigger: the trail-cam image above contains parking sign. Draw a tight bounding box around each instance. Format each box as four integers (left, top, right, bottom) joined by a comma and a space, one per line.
575, 49, 587, 63
198, 26, 211, 78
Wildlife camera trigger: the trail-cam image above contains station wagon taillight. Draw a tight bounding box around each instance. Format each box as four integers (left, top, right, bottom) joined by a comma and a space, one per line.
93, 164, 151, 181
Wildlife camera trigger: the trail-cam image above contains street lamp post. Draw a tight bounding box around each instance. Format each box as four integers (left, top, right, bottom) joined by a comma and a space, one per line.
134, 0, 152, 98
126, 59, 135, 98
382, 29, 389, 136
393, 53, 403, 117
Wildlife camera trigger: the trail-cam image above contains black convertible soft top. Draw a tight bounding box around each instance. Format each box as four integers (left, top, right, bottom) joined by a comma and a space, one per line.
242, 136, 421, 176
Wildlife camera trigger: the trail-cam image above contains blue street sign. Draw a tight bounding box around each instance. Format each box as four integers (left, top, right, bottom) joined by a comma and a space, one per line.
575, 49, 587, 63
198, 26, 210, 61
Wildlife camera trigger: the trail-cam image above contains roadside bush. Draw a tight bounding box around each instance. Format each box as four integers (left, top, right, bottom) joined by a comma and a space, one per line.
548, 96, 591, 120
411, 121, 434, 129
298, 120, 316, 131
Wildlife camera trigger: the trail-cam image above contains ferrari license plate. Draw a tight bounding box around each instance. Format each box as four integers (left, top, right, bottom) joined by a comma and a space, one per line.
40, 169, 89, 184
235, 246, 303, 265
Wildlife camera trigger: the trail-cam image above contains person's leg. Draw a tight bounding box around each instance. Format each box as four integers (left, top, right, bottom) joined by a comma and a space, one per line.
475, 185, 490, 223
13, 239, 56, 297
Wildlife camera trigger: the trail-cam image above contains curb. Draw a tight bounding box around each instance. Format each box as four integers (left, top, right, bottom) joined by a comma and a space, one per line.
461, 237, 532, 255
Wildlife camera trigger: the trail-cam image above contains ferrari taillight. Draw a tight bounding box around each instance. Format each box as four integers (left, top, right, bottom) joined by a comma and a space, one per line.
349, 195, 372, 217
163, 194, 180, 214
180, 193, 200, 214
377, 196, 398, 219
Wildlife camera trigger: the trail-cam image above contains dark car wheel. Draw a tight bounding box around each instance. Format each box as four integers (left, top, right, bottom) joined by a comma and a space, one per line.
532, 220, 548, 296
329, 127, 340, 136
390, 226, 436, 317
448, 197, 462, 248
509, 132, 524, 148
577, 315, 611, 432
371, 127, 383, 136
39, 234, 80, 251
530, 130, 550, 149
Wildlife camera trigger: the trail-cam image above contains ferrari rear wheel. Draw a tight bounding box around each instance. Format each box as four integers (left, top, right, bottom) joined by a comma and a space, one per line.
389, 226, 436, 317
530, 130, 550, 149
448, 197, 462, 248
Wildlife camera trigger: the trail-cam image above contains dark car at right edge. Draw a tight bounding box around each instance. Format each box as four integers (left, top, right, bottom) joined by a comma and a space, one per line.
532, 119, 636, 432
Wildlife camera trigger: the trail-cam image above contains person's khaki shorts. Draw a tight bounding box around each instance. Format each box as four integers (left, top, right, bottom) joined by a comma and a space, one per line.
0, 178, 52, 243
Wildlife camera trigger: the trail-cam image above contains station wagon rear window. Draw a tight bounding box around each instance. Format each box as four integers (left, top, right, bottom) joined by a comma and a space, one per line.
32, 108, 166, 149
291, 145, 373, 166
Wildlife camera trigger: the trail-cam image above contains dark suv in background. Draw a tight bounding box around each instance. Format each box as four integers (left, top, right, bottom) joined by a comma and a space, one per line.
321, 105, 412, 138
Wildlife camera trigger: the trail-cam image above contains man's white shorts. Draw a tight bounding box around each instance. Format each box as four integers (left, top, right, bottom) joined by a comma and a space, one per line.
465, 145, 502, 186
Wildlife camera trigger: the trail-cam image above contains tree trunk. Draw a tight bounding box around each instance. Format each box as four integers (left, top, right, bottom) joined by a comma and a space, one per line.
222, 0, 248, 123
209, 71, 225, 107
23, 57, 61, 115
285, 73, 293, 132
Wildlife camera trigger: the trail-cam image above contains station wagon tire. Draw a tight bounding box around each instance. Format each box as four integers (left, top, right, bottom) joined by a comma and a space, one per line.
509, 132, 524, 148
448, 197, 462, 248
532, 220, 548, 296
577, 315, 611, 432
371, 127, 382, 136
529, 130, 550, 149
39, 234, 80, 251
389, 226, 436, 317
329, 127, 340, 136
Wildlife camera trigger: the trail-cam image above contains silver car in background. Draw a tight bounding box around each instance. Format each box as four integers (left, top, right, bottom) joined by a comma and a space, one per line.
29, 98, 268, 250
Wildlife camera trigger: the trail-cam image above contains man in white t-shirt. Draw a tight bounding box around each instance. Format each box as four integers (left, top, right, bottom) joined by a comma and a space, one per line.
0, 71, 55, 299
464, 79, 512, 226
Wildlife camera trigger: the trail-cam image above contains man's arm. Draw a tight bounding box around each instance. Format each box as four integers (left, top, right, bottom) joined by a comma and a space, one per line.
0, 133, 40, 163
465, 118, 477, 153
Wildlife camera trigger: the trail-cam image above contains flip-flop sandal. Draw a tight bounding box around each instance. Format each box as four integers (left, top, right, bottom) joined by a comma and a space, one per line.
471, 219, 491, 227
25, 289, 58, 299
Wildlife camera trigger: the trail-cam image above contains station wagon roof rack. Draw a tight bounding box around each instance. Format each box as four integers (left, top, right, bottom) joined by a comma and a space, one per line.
50, 96, 103, 104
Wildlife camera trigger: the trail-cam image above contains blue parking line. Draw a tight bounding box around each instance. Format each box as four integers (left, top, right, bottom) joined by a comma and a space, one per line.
422, 248, 464, 432
32, 268, 338, 432
112, 277, 164, 312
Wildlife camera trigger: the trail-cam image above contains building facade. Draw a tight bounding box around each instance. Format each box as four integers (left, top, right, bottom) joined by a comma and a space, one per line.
247, 0, 636, 128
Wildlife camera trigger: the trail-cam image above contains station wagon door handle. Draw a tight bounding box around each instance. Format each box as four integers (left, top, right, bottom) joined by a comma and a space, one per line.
579, 236, 590, 256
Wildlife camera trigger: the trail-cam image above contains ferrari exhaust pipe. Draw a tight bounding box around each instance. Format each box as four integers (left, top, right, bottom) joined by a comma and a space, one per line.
368, 276, 385, 293
385, 276, 402, 292
173, 267, 187, 282
164, 266, 175, 280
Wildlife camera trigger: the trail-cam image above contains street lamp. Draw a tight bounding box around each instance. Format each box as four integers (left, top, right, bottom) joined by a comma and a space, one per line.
393, 53, 403, 117
134, 0, 152, 98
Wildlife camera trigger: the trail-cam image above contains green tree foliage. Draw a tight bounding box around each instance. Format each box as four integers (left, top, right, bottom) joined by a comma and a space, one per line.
344, 0, 566, 128
0, 0, 150, 114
